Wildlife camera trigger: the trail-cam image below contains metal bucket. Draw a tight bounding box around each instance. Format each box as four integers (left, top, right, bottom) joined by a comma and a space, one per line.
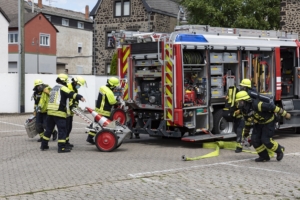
24, 116, 38, 138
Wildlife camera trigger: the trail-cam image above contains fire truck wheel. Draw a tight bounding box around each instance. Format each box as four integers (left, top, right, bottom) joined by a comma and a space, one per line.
110, 109, 127, 125
95, 129, 118, 152
212, 109, 233, 135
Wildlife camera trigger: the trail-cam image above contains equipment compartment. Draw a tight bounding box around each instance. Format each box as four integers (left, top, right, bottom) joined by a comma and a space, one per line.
210, 52, 223, 63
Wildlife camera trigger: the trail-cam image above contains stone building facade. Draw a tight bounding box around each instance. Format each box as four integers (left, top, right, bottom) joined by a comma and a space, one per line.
90, 0, 179, 75
280, 0, 300, 35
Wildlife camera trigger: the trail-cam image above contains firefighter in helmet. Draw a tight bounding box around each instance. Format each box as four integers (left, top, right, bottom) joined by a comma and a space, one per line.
33, 79, 57, 142
40, 74, 85, 153
66, 76, 86, 148
86, 77, 120, 144
240, 78, 256, 93
235, 91, 291, 162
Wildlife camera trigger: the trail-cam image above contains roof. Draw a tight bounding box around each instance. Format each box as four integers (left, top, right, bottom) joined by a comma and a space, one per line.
143, 0, 179, 17
7, 12, 59, 32
0, 0, 92, 23
90, 0, 179, 18
0, 0, 18, 15
7, 12, 37, 28
25, 2, 93, 23
0, 7, 10, 22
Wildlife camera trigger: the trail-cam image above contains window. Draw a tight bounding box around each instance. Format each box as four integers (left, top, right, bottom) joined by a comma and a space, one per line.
45, 15, 51, 21
78, 22, 84, 29
40, 34, 50, 46
62, 18, 69, 26
8, 32, 18, 44
106, 32, 115, 49
114, 0, 130, 17
78, 43, 82, 53
105, 62, 111, 75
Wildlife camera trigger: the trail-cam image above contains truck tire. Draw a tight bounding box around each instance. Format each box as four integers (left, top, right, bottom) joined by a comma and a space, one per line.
212, 109, 233, 135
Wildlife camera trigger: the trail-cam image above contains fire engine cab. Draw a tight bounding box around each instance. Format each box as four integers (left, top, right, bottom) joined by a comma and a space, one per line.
114, 25, 300, 141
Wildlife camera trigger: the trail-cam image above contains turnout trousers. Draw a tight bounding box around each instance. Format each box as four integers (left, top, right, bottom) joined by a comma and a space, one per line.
42, 115, 67, 149
251, 120, 283, 159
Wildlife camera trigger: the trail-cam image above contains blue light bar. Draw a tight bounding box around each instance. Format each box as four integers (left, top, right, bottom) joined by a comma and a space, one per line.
175, 34, 208, 43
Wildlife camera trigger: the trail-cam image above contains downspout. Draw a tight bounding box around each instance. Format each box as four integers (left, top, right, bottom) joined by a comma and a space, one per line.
93, 17, 96, 75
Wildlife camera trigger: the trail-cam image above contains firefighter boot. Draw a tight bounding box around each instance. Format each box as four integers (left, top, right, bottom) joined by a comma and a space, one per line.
52, 130, 58, 141
40, 140, 49, 151
235, 147, 243, 153
65, 141, 74, 149
255, 149, 270, 162
276, 146, 285, 161
58, 147, 71, 153
86, 135, 95, 145
235, 143, 243, 153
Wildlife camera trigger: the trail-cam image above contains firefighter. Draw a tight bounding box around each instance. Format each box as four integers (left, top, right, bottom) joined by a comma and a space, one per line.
222, 86, 245, 153
235, 91, 291, 162
40, 74, 85, 153
86, 77, 120, 144
66, 76, 86, 148
33, 79, 57, 142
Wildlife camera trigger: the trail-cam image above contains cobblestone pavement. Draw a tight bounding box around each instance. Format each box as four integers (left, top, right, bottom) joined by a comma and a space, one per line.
0, 114, 300, 200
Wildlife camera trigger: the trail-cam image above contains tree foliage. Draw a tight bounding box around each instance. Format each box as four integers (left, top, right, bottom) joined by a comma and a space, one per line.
110, 51, 118, 75
179, 0, 280, 30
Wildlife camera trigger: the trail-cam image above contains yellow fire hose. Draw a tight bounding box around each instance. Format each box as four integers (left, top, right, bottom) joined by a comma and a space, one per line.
182, 141, 274, 161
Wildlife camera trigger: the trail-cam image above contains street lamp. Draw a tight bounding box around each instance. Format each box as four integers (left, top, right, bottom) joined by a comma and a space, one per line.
31, 37, 39, 74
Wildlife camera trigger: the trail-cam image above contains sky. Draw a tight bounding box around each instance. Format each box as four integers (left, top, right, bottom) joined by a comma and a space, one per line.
33, 0, 98, 13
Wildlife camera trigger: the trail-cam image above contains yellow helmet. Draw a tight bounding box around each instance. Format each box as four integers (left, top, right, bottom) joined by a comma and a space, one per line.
74, 76, 86, 86
34, 79, 43, 87
57, 74, 68, 83
235, 91, 251, 102
107, 77, 120, 87
239, 79, 252, 88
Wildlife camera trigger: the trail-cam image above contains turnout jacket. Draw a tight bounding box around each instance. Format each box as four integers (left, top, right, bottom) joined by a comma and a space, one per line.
47, 84, 83, 118
33, 84, 51, 113
95, 85, 117, 117
241, 99, 287, 136
67, 83, 79, 116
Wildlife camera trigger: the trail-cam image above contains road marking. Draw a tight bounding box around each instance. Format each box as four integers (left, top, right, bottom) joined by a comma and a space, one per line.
73, 122, 89, 125
0, 121, 24, 127
222, 163, 296, 175
128, 152, 300, 178
0, 130, 25, 133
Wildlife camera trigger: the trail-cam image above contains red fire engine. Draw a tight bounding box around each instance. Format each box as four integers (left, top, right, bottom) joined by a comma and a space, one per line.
114, 25, 300, 141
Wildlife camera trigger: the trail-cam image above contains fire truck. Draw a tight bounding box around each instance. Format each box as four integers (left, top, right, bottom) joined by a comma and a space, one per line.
113, 25, 300, 141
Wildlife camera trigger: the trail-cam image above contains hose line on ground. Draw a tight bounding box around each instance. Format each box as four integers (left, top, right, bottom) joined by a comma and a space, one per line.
182, 141, 275, 161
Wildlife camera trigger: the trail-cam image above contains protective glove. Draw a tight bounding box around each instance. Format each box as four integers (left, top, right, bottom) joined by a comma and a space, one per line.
285, 113, 291, 120
233, 109, 240, 117
36, 106, 41, 113
33, 111, 36, 116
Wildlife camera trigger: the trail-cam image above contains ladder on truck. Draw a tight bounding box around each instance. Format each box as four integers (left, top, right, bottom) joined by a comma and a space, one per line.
174, 25, 299, 40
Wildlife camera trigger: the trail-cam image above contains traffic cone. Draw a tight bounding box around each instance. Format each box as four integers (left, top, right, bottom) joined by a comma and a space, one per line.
85, 107, 111, 127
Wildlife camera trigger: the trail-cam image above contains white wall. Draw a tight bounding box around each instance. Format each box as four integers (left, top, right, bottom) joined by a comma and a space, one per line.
0, 73, 116, 113
0, 12, 9, 73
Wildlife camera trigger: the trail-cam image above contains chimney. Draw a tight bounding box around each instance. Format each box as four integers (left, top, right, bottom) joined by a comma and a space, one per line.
85, 5, 89, 20
38, 0, 42, 9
